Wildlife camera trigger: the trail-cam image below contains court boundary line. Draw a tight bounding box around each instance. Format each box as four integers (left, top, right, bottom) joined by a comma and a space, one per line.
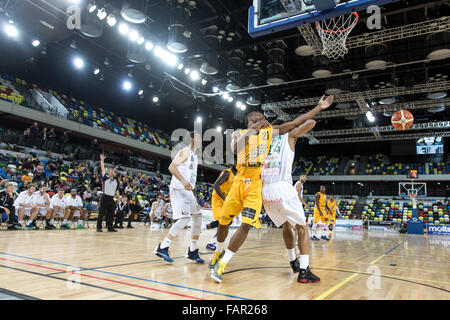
0, 257, 204, 300
0, 264, 155, 300
0, 252, 250, 300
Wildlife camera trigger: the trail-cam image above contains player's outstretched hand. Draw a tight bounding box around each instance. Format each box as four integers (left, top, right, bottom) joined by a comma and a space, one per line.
318, 95, 334, 110
100, 153, 106, 161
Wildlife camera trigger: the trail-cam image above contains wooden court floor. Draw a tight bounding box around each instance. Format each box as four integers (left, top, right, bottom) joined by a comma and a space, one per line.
0, 223, 448, 300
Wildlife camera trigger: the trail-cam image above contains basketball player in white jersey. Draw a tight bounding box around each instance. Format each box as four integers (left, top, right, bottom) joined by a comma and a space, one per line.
150, 197, 165, 228
154, 131, 204, 264
49, 189, 70, 228
295, 175, 309, 211
262, 95, 334, 283
33, 185, 53, 230
14, 184, 39, 230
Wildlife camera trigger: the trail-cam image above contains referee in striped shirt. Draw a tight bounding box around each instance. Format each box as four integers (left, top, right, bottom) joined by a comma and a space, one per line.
97, 153, 120, 232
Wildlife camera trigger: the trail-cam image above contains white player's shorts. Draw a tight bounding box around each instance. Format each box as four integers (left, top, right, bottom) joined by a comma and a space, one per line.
15, 206, 32, 217
54, 208, 66, 217
262, 182, 306, 228
38, 207, 48, 215
72, 210, 81, 217
169, 188, 200, 220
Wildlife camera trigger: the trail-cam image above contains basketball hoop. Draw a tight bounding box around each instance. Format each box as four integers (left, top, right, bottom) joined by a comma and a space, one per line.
316, 12, 359, 60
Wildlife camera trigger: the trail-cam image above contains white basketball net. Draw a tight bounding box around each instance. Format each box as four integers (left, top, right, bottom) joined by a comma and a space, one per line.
316, 12, 359, 60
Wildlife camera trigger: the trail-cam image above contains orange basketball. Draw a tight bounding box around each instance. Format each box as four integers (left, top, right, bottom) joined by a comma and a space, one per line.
391, 109, 414, 130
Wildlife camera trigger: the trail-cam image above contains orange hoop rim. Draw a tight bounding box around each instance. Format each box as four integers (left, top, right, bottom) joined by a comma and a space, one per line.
315, 12, 359, 34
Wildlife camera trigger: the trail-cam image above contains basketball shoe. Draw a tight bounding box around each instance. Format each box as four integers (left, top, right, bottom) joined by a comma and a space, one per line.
208, 250, 224, 270
211, 260, 227, 283
290, 258, 300, 273
297, 267, 320, 283
153, 244, 174, 263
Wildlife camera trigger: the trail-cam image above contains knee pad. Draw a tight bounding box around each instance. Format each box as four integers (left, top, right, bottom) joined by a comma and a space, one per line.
190, 213, 202, 236
168, 217, 190, 238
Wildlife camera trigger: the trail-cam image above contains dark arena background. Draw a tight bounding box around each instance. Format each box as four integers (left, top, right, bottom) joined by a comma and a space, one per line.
0, 0, 448, 304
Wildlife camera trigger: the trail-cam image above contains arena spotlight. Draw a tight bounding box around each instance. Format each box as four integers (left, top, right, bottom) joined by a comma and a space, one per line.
201, 79, 208, 86
97, 8, 107, 20
184, 68, 191, 75
128, 29, 139, 42
190, 70, 200, 81
106, 14, 117, 27
138, 89, 144, 96
73, 57, 84, 69
137, 36, 145, 45
216, 126, 222, 132
118, 23, 130, 35
177, 63, 184, 70
152, 96, 159, 103
32, 39, 40, 47
123, 80, 132, 91
196, 116, 202, 123
366, 111, 376, 122
4, 24, 18, 38
236, 101, 244, 109
88, 3, 97, 13
145, 41, 154, 51
166, 53, 178, 67
227, 96, 234, 103
212, 86, 219, 93
93, 67, 100, 75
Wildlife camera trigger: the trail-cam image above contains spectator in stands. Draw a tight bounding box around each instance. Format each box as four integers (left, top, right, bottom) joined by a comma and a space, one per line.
90, 139, 100, 161
61, 131, 71, 154
40, 127, 48, 150
0, 183, 16, 230
30, 122, 40, 147
47, 128, 56, 152
22, 128, 30, 147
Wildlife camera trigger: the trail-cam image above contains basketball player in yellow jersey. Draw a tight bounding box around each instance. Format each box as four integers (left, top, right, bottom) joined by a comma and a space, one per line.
326, 194, 338, 238
211, 96, 334, 283
203, 165, 237, 252
312, 185, 330, 241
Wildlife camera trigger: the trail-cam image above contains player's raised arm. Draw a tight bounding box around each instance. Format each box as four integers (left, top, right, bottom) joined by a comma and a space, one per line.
168, 148, 192, 191
214, 171, 230, 201
273, 95, 334, 135
289, 119, 317, 140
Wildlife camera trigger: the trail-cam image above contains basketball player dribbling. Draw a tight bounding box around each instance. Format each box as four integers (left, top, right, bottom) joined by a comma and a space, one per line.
312, 185, 331, 241
262, 96, 333, 283
204, 165, 237, 251
153, 131, 204, 264
210, 96, 333, 283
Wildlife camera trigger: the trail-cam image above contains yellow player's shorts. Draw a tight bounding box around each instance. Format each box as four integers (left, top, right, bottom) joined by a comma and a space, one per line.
211, 195, 225, 221
313, 212, 328, 224
219, 177, 262, 229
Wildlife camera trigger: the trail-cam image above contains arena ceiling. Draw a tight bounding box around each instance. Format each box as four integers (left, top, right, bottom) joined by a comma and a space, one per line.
0, 0, 449, 144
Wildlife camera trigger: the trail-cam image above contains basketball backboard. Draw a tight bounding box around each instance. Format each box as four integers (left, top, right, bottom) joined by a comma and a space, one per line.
399, 182, 427, 198
248, 0, 400, 38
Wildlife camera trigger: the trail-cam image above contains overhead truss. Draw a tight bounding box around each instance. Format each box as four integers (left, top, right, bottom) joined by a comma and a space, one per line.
262, 80, 450, 110
316, 131, 450, 144
310, 121, 450, 137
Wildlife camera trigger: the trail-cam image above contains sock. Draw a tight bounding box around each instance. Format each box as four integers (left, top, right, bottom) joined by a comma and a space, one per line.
190, 240, 198, 251
160, 238, 171, 249
221, 249, 235, 265
216, 241, 225, 253
19, 220, 23, 226
62, 219, 68, 224
299, 255, 309, 270
27, 220, 33, 226
75, 219, 79, 225
50, 219, 54, 225
287, 248, 296, 262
